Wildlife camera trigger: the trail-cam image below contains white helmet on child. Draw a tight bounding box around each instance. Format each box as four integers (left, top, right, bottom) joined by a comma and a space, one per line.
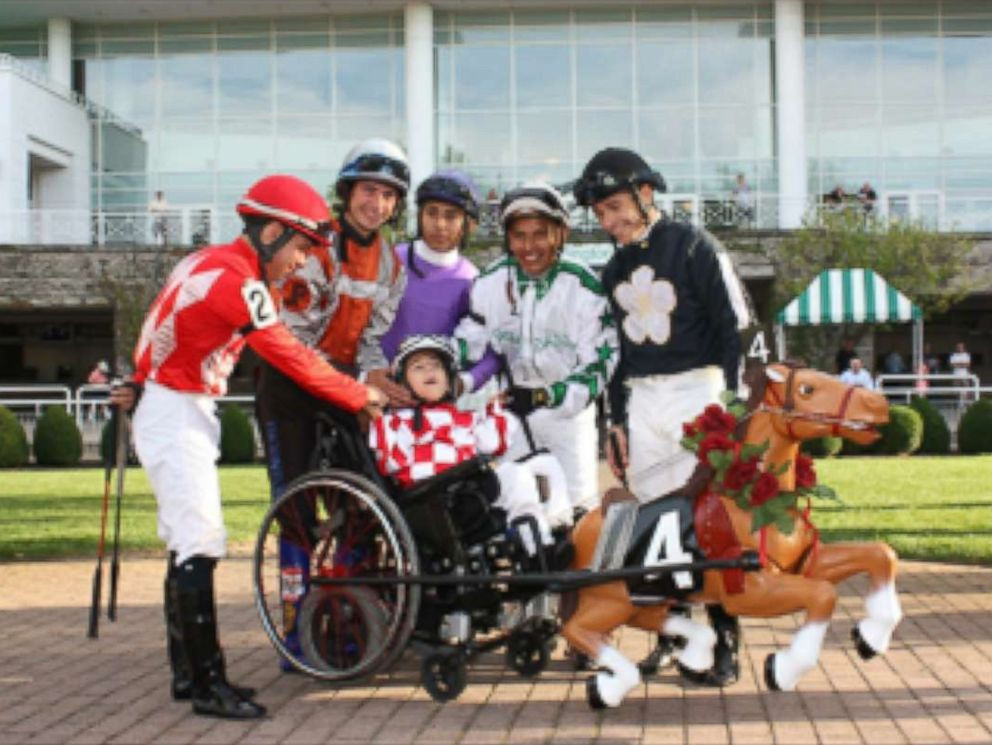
392, 335, 459, 399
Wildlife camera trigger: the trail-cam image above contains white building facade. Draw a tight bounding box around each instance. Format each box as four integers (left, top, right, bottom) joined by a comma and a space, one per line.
0, 0, 991, 241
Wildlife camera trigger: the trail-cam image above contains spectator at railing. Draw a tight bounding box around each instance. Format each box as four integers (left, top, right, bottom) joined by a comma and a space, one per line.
839, 357, 874, 390
924, 344, 941, 374
950, 341, 973, 403
148, 190, 169, 246
732, 173, 755, 225
883, 350, 907, 376
858, 182, 877, 214
835, 338, 856, 373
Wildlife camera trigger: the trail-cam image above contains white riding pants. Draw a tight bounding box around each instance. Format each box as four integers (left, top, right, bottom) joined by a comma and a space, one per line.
627, 366, 724, 502
133, 381, 226, 564
502, 404, 599, 512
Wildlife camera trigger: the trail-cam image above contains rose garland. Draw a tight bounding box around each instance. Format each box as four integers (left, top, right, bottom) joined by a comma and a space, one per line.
680, 397, 838, 534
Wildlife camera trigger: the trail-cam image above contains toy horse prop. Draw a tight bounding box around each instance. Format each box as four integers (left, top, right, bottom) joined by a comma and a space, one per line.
562, 362, 901, 708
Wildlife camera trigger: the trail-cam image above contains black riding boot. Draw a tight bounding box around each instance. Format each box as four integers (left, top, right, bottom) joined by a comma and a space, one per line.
166, 554, 256, 702
639, 605, 687, 676
175, 557, 266, 719
164, 554, 193, 700
704, 605, 740, 687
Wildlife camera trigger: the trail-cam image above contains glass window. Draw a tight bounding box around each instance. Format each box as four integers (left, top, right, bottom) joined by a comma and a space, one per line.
217, 117, 274, 169
638, 108, 695, 162
575, 8, 632, 41
453, 44, 509, 110
698, 105, 771, 159
636, 41, 694, 105
515, 44, 570, 108
160, 53, 214, 118
881, 106, 938, 157
218, 50, 272, 112
814, 105, 880, 158
444, 112, 513, 165
812, 38, 878, 104
943, 35, 992, 106
92, 56, 156, 122
576, 109, 632, 163
943, 107, 992, 156
158, 118, 215, 171
512, 10, 569, 42
275, 116, 334, 170
576, 43, 632, 107
881, 37, 937, 103
698, 38, 766, 105
517, 110, 572, 165
277, 48, 332, 113
451, 12, 510, 44
336, 47, 395, 115
635, 7, 694, 39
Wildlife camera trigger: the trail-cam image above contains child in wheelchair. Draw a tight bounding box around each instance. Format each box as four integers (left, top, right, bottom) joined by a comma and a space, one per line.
369, 334, 574, 571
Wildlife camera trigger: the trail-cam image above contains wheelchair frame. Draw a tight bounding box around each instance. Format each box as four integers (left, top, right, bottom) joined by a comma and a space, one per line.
252, 408, 759, 702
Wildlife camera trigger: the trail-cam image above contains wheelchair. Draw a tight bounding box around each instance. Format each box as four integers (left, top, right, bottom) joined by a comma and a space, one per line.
252, 407, 559, 702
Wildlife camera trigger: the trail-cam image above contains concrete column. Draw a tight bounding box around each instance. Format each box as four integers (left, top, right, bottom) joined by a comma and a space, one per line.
774, 0, 807, 229
47, 17, 72, 91
404, 2, 434, 207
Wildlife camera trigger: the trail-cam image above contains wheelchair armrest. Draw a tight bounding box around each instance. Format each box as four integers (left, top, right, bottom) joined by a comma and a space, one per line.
401, 454, 492, 505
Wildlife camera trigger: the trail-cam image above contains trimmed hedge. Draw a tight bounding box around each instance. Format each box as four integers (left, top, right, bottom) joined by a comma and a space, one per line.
958, 399, 992, 454
33, 406, 83, 466
219, 405, 256, 464
0, 405, 29, 467
909, 396, 951, 455
801, 436, 843, 458
874, 404, 923, 456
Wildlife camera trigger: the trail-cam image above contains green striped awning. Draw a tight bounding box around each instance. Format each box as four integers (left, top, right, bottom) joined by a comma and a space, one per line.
776, 268, 923, 325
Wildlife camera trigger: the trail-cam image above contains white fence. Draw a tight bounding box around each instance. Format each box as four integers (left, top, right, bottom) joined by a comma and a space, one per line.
0, 384, 259, 463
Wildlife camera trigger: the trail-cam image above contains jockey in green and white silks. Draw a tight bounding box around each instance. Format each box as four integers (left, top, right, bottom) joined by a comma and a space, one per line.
455, 182, 619, 512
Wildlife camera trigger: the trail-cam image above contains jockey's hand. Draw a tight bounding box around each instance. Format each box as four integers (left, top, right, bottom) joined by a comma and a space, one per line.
362, 385, 387, 419
365, 368, 416, 408
504, 386, 550, 418
109, 381, 139, 412
606, 425, 629, 480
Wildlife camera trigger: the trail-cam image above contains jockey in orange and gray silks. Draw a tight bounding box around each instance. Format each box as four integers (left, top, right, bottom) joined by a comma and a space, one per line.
275, 214, 405, 376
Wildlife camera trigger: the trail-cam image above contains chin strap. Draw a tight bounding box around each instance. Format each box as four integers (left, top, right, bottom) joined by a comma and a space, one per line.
244, 221, 297, 265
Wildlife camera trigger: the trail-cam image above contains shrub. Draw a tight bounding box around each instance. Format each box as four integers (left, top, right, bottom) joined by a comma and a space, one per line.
33, 406, 83, 466
958, 398, 992, 454
219, 405, 256, 463
873, 404, 923, 456
909, 396, 951, 455
0, 405, 29, 467
800, 436, 843, 458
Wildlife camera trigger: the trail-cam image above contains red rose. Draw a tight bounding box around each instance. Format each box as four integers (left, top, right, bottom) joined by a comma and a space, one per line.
698, 432, 735, 466
698, 404, 737, 435
723, 457, 760, 491
795, 454, 817, 489
683, 421, 699, 439
749, 472, 781, 507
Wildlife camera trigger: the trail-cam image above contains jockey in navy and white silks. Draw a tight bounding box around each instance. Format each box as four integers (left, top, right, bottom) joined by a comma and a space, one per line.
575, 149, 753, 502
455, 183, 619, 512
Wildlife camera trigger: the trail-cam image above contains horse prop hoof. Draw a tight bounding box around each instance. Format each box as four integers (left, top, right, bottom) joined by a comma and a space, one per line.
585, 676, 607, 710
764, 654, 782, 691
851, 626, 878, 661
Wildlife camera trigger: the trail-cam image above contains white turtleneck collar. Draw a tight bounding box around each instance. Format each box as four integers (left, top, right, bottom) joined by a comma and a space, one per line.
413, 238, 461, 267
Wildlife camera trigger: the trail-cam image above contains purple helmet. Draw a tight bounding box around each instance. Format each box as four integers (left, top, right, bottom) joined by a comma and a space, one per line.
415, 169, 480, 220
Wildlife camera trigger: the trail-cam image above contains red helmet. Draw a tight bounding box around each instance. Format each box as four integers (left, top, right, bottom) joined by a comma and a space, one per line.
236, 174, 332, 247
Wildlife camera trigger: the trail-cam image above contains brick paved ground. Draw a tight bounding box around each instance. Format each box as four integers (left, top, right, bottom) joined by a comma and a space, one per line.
2, 555, 991, 745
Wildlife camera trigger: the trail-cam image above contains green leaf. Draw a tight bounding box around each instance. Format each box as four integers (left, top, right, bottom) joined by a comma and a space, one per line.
740, 442, 766, 460
680, 436, 697, 452
720, 390, 736, 406
776, 514, 797, 534
809, 484, 838, 500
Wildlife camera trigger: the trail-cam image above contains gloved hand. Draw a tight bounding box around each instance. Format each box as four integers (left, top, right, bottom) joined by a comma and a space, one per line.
504, 386, 550, 418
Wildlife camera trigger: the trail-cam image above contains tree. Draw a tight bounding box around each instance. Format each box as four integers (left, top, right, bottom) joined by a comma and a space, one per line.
770, 211, 975, 369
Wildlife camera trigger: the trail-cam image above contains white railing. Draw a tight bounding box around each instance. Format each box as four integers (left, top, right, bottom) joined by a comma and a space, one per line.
873, 372, 982, 404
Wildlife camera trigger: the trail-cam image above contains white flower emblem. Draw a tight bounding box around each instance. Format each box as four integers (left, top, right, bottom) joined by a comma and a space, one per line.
614, 265, 677, 345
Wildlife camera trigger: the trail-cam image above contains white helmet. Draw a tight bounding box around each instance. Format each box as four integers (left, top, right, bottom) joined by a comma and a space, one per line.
392, 334, 459, 400
336, 138, 410, 196
499, 181, 570, 230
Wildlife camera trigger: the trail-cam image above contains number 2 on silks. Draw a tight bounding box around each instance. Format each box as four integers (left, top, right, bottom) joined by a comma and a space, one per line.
241, 281, 278, 330
643, 511, 694, 589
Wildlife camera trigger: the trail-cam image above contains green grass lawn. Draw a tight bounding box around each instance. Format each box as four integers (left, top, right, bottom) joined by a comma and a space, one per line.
0, 456, 989, 564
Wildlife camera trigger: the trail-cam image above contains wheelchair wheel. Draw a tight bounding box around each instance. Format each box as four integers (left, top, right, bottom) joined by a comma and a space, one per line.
421, 651, 468, 703
507, 631, 551, 678
253, 469, 420, 681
